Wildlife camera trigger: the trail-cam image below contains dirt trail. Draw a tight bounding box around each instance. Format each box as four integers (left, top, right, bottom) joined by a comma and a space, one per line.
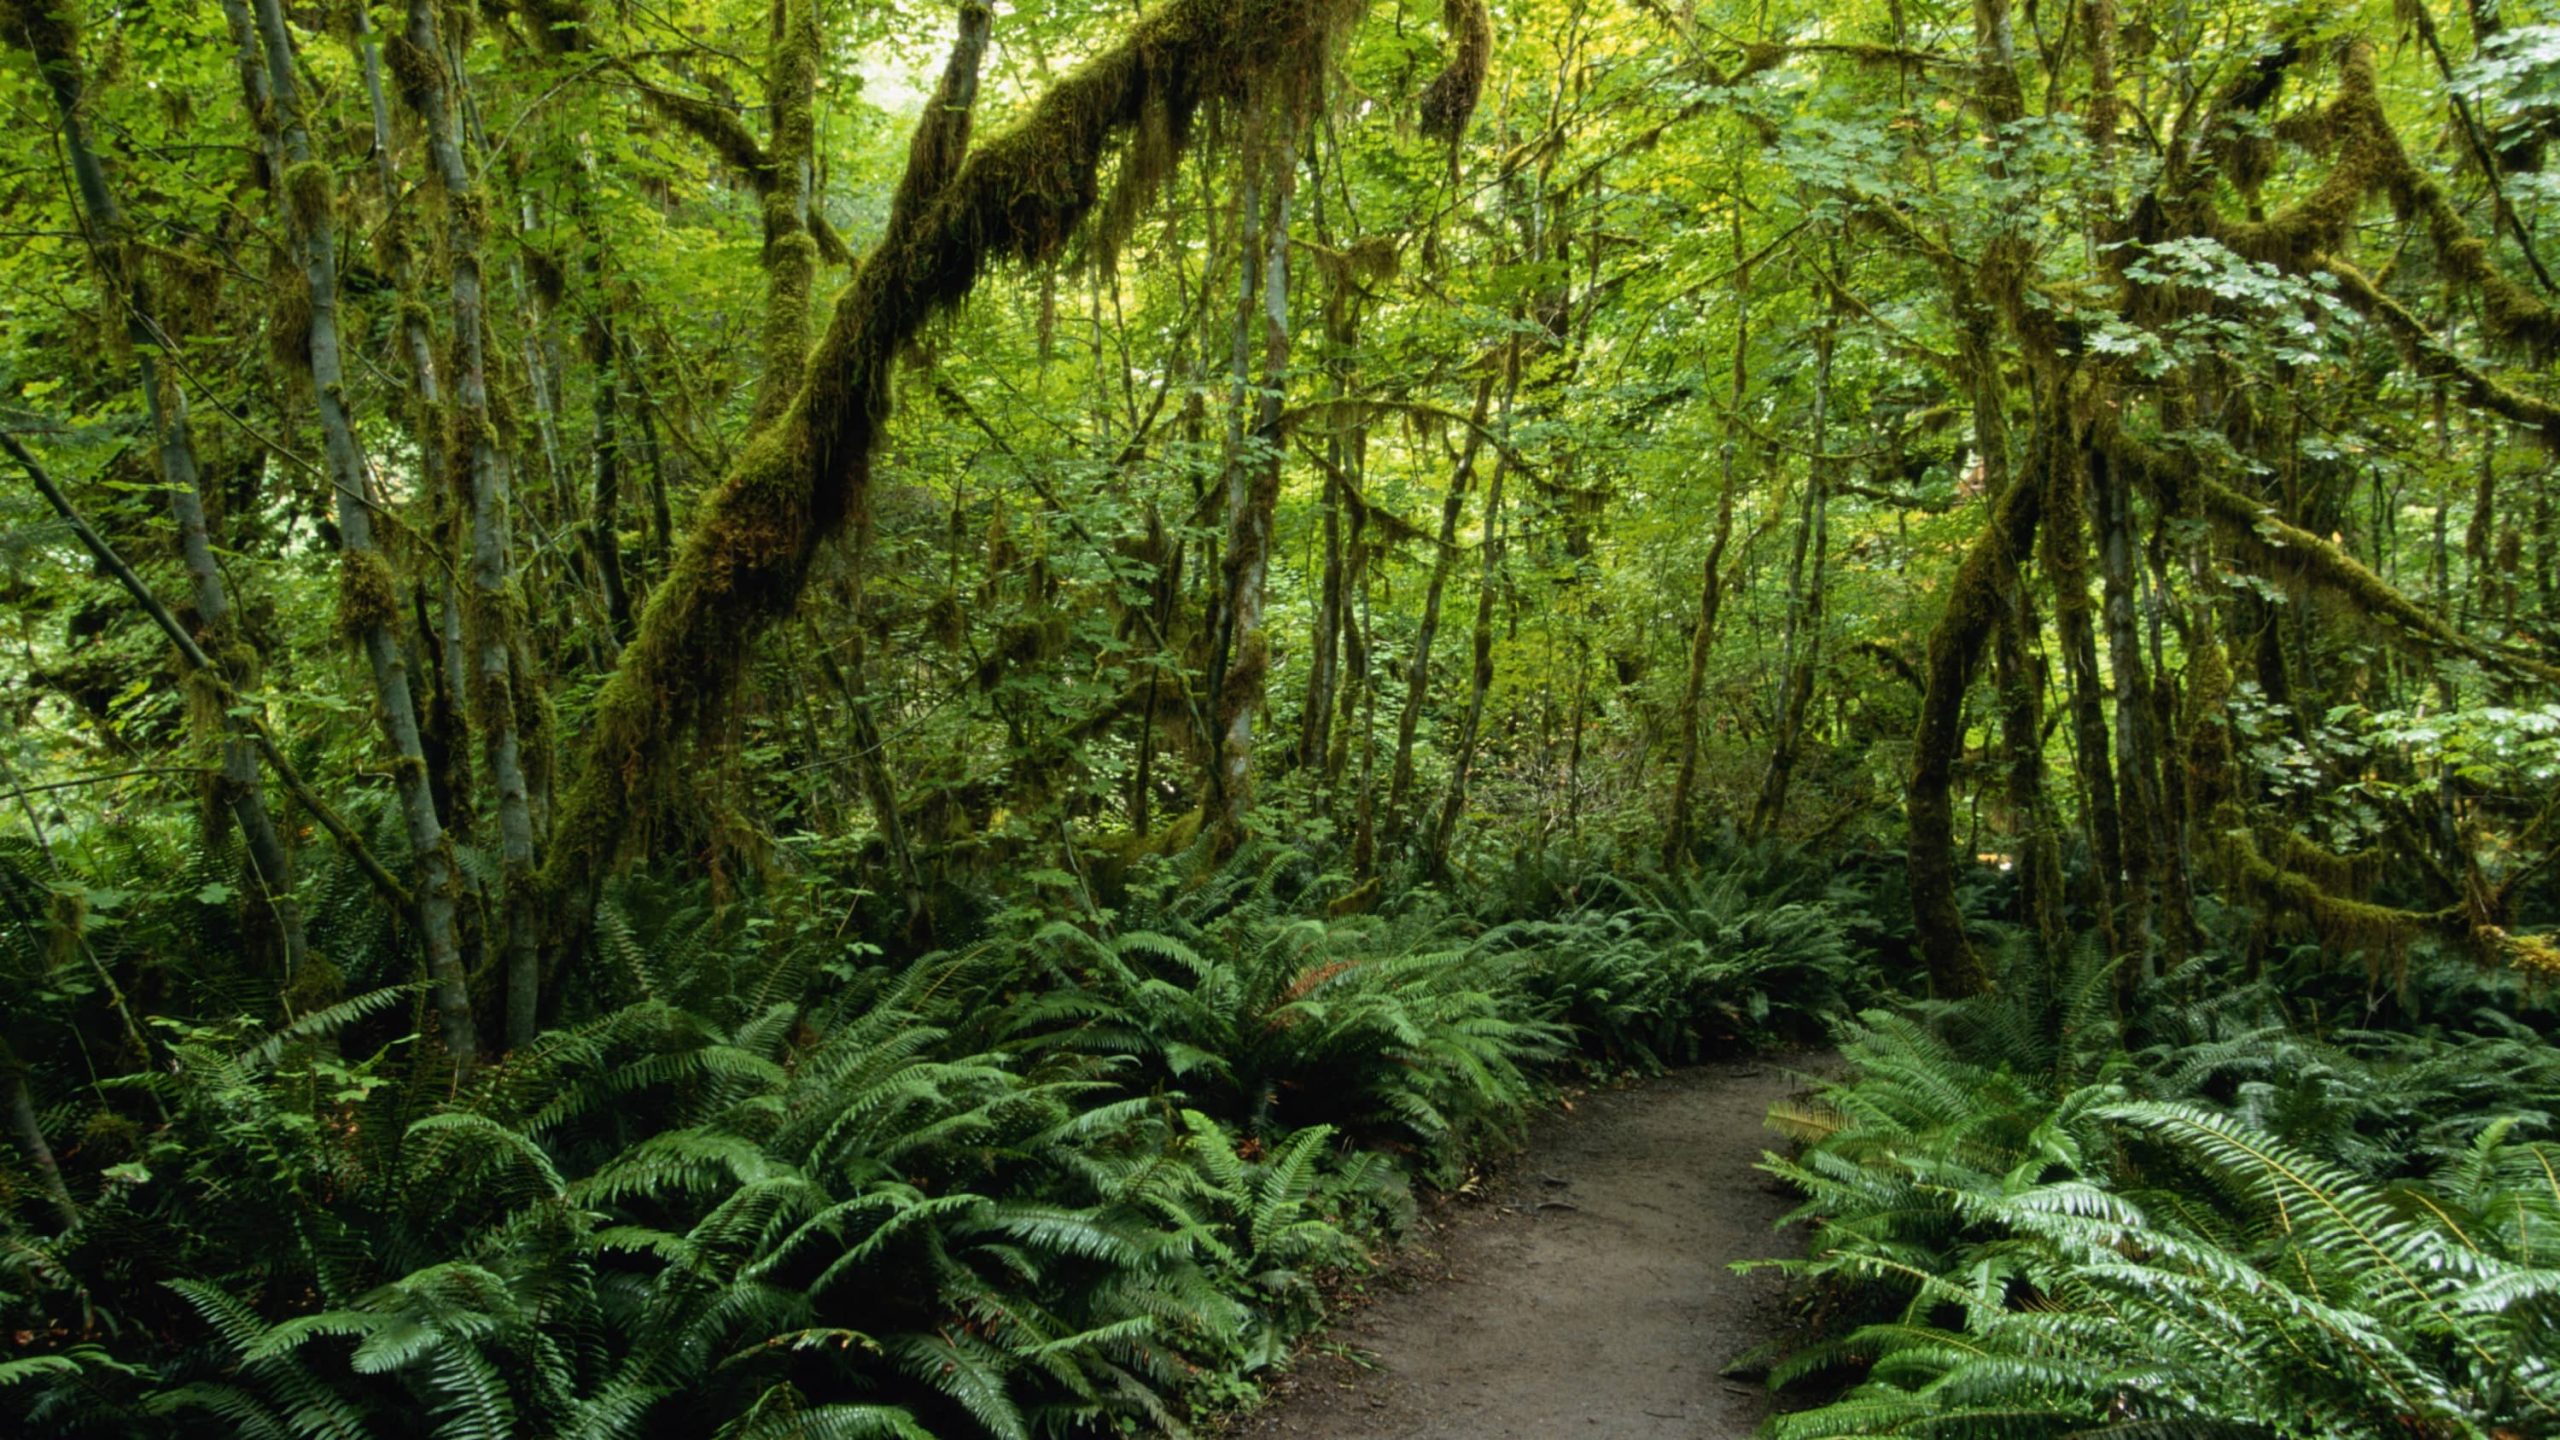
1231, 1057, 1818, 1440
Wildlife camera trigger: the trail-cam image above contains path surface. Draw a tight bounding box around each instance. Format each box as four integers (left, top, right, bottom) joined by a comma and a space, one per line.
1231, 1056, 1819, 1440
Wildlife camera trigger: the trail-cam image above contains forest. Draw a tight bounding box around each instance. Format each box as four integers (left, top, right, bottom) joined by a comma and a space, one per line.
3, 0, 2559, 1433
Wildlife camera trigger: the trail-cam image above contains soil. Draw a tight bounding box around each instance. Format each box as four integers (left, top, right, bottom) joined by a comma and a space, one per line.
1225, 1056, 1825, 1440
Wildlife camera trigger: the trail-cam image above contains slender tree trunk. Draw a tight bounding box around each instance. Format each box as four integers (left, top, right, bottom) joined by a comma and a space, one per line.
1749, 313, 1835, 838
2092, 438, 2162, 973
7, 432, 415, 916
750, 0, 823, 431
2042, 435, 2124, 954
18, 12, 310, 991
393, 0, 546, 1051
1301, 461, 1345, 775
1664, 206, 1749, 869
241, 0, 476, 1069
1211, 135, 1296, 850
1387, 380, 1493, 833
1429, 333, 1521, 876
1995, 570, 2066, 956
1907, 445, 2041, 999
5, 1072, 75, 1230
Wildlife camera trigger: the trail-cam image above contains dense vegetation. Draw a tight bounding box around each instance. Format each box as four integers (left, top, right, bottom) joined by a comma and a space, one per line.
4, 0, 2559, 1434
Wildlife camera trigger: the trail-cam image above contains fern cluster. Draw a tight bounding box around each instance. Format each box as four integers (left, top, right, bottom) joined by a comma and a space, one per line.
1760, 943, 2560, 1438
1485, 849, 1875, 1069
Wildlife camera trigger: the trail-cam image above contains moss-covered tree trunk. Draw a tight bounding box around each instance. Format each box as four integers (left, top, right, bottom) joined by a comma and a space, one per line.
1428, 332, 1520, 877
239, 0, 477, 1068
1211, 133, 1296, 850
2042, 440, 2125, 956
391, 0, 547, 1051
14, 2, 311, 993
1749, 312, 1834, 839
1905, 372, 2041, 997
1387, 379, 1492, 837
540, 0, 1448, 922
1664, 204, 1749, 870
2091, 438, 2162, 971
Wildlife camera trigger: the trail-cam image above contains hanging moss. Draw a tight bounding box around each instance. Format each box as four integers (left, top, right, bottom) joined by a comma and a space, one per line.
542, 0, 1410, 913
633, 81, 772, 178
283, 160, 335, 241
1, 0, 80, 81
383, 27, 439, 108
337, 549, 401, 642
2209, 51, 2388, 270
2222, 818, 2444, 967
2495, 929, 2560, 978
2112, 431, 2560, 685
1419, 0, 1491, 142
267, 275, 313, 370
2322, 257, 2560, 442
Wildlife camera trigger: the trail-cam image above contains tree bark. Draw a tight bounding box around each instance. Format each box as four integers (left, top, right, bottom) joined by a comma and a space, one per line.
5, 1072, 75, 1231
15, 9, 310, 992
1749, 313, 1835, 838
1906, 452, 2042, 999
1428, 333, 1521, 876
1664, 205, 1749, 869
240, 0, 477, 1069
1210, 135, 1296, 851
1387, 380, 1493, 835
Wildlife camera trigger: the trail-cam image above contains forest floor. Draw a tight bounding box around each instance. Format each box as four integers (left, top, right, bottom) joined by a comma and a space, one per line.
1226, 1054, 1825, 1439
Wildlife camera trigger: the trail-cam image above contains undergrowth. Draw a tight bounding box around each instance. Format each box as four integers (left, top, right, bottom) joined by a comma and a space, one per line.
0, 838, 1873, 1437
1753, 935, 2560, 1438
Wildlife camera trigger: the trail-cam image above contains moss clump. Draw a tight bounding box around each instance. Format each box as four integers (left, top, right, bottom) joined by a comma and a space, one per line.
2222, 817, 2440, 965
2496, 929, 2560, 979
79, 1108, 141, 1165
1419, 0, 1491, 141
268, 276, 314, 370
283, 952, 345, 1010
217, 641, 262, 689
1, 0, 80, 79
284, 161, 335, 240
181, 662, 230, 737
384, 29, 440, 108
337, 549, 400, 642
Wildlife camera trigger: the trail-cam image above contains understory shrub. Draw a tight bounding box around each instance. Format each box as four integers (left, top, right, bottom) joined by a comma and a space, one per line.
1759, 941, 2560, 1438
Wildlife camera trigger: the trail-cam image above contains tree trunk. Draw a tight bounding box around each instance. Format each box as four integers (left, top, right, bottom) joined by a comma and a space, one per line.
1749, 314, 1835, 838
240, 0, 476, 1069
541, 0, 1466, 921
1211, 135, 1296, 851
1664, 206, 1749, 869
2092, 436, 2162, 973
2041, 435, 2125, 955
1906, 453, 2042, 999
5, 1072, 76, 1231
1428, 334, 1521, 876
1387, 380, 1494, 835
19, 11, 310, 993
393, 0, 547, 1051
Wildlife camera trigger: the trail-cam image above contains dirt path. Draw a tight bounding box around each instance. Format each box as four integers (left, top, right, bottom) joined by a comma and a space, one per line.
1230, 1056, 1819, 1440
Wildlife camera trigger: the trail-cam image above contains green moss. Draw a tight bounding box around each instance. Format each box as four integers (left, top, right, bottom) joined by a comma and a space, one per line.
2, 0, 80, 77
543, 0, 1378, 912
1419, 0, 1491, 141
384, 29, 440, 107
268, 278, 313, 370
284, 161, 335, 240
337, 549, 400, 642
